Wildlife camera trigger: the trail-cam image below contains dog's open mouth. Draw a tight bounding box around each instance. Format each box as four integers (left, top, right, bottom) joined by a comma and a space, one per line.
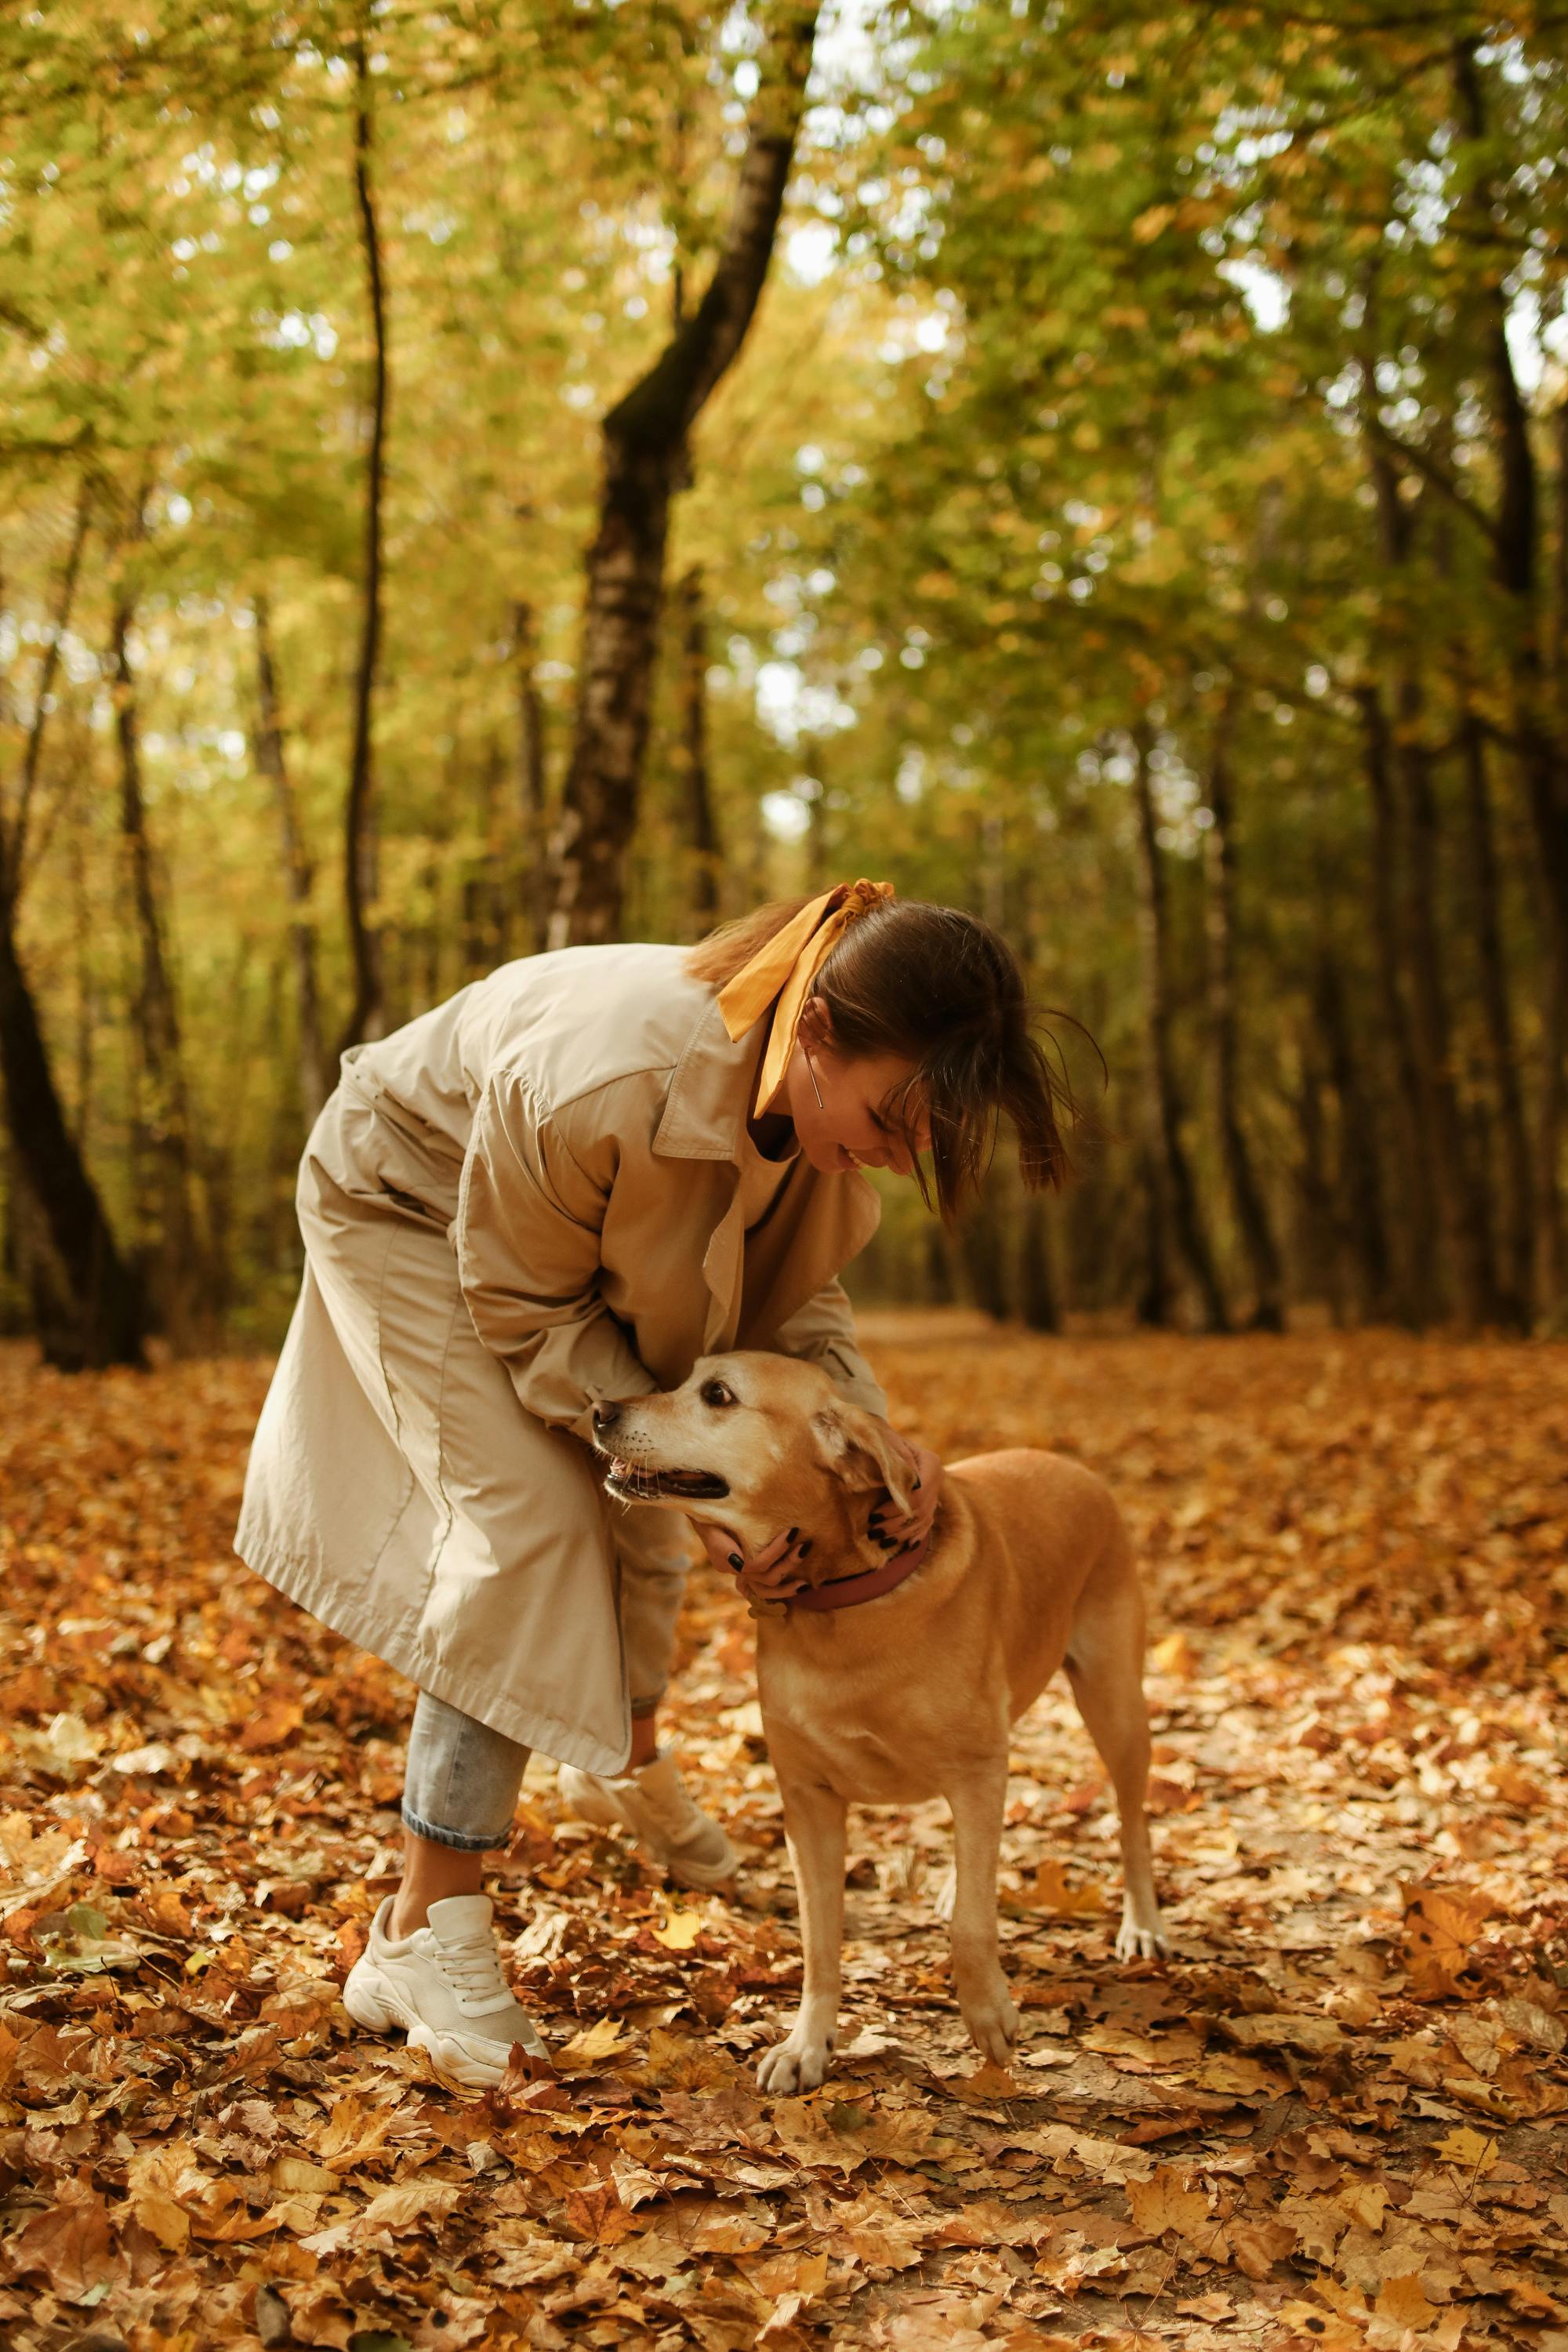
604, 1457, 730, 1502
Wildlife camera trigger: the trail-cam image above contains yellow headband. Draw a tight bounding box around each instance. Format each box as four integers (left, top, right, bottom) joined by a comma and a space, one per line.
717, 877, 895, 1113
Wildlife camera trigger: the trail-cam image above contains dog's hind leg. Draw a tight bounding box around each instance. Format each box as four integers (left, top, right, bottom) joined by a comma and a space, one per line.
757, 1779, 848, 2094
944, 1761, 1019, 2063
1063, 1548, 1170, 1961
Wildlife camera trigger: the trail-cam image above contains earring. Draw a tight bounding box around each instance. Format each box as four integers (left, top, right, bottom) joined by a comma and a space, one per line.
801, 1040, 826, 1109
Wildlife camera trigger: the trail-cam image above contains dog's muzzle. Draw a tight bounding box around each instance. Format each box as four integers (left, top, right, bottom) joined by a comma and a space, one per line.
591, 1400, 730, 1501
601, 1457, 730, 1502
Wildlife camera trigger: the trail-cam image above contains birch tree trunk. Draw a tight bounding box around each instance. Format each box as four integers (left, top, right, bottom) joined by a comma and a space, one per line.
1131, 724, 1229, 1330
546, 1, 822, 946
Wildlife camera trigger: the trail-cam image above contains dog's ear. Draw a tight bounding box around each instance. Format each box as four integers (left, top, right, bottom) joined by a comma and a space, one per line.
811, 1399, 917, 1513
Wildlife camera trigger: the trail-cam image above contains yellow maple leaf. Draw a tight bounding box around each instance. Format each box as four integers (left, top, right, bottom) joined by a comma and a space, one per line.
652, 1902, 704, 1951
1375, 2274, 1436, 2331
1399, 1884, 1495, 1995
554, 2013, 630, 2067
1149, 1630, 1198, 1679
1127, 2164, 1210, 2241
1432, 2125, 1498, 2174
1013, 1859, 1105, 1916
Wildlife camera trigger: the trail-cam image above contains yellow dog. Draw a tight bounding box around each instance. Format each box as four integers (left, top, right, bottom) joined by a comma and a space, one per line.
593, 1350, 1169, 2091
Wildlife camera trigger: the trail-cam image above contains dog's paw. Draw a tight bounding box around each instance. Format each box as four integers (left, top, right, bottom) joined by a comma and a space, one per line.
959, 1980, 1019, 2065
757, 2032, 833, 2094
1115, 1909, 1171, 1962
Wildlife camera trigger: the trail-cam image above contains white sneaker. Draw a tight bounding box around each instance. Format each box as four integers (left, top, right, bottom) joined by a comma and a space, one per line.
557, 1751, 739, 1889
343, 1893, 551, 2090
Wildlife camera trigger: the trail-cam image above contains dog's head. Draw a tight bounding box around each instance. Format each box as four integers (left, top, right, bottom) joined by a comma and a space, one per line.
590, 1351, 916, 1578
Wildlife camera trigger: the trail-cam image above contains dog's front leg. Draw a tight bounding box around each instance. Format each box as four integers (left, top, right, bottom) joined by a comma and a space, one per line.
945, 1762, 1018, 2065
757, 1778, 846, 2093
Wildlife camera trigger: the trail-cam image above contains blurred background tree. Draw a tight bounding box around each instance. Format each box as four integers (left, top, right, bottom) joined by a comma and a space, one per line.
2, 0, 1565, 1361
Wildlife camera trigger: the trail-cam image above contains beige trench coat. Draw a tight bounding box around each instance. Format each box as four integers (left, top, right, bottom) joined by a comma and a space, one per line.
234, 942, 886, 1773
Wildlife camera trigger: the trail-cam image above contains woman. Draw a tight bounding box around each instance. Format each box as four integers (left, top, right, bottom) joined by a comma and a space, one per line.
235, 880, 1075, 2087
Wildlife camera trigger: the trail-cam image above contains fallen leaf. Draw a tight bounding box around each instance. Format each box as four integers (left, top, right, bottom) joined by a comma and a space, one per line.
358, 2180, 465, 2234
651, 1902, 704, 1951
1375, 2273, 1437, 2331
1011, 1857, 1105, 1915
1400, 1885, 1496, 1998
1126, 2164, 1210, 2241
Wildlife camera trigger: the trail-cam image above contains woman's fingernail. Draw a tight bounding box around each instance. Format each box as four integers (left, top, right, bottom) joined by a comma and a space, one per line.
798, 1538, 813, 1557
728, 1553, 743, 1570
786, 1527, 799, 1542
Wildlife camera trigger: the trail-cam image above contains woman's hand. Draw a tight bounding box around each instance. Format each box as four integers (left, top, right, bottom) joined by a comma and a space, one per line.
869, 1429, 942, 1554
691, 1518, 813, 1606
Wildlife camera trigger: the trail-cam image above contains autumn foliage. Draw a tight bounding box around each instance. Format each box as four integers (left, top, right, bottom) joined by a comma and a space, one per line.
2, 1315, 1566, 2350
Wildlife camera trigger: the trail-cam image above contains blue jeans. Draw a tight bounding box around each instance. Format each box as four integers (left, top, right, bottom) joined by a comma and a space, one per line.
400, 1539, 688, 1852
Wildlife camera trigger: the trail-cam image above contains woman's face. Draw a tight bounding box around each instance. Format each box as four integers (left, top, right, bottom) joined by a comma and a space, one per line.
773, 998, 931, 1178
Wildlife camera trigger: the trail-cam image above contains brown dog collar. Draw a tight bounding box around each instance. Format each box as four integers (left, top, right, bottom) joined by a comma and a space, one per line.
784, 1526, 934, 1613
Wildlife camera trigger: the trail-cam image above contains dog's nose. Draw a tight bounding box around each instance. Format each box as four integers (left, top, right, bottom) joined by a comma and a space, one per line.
592, 1400, 619, 1433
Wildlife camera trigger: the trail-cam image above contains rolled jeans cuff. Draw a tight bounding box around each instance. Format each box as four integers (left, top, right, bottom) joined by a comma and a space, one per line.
397, 1802, 512, 1854
401, 1690, 529, 1853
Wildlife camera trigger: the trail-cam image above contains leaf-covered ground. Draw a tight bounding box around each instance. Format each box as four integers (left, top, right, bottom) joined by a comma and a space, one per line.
2, 1315, 1566, 2352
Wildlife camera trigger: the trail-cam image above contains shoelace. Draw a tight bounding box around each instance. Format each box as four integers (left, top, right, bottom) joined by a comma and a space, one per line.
428, 1929, 517, 2017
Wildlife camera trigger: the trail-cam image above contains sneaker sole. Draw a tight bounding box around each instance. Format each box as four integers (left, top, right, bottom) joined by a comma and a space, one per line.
343, 1957, 547, 2091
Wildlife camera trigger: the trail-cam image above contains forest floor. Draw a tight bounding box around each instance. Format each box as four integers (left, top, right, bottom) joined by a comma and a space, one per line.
1, 1316, 1566, 2352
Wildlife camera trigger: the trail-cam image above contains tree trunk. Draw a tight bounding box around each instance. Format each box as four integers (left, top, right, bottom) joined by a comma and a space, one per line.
956, 1172, 1010, 1321
1533, 900, 1567, 1326
253, 594, 327, 1122
1018, 1192, 1059, 1331
462, 739, 505, 979
339, 26, 390, 1054
924, 1220, 956, 1306
111, 590, 202, 1343
1203, 688, 1283, 1328
3, 475, 90, 902
1458, 709, 1532, 1324
1395, 685, 1501, 1324
1453, 43, 1568, 1316
1355, 683, 1439, 1323
676, 565, 721, 934
1312, 948, 1393, 1323
546, 1, 822, 946
1131, 724, 1229, 1330
1132, 1146, 1172, 1327
0, 870, 144, 1367
1291, 1058, 1348, 1327
512, 600, 550, 956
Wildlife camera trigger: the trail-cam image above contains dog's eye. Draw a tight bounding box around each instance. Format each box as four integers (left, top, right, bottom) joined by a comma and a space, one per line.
699, 1379, 736, 1410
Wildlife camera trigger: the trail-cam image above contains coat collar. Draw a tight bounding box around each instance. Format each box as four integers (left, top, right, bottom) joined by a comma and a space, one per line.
653, 992, 765, 1163
648, 989, 881, 1356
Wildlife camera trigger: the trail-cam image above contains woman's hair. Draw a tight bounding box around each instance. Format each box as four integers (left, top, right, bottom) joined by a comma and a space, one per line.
687, 896, 1087, 1218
